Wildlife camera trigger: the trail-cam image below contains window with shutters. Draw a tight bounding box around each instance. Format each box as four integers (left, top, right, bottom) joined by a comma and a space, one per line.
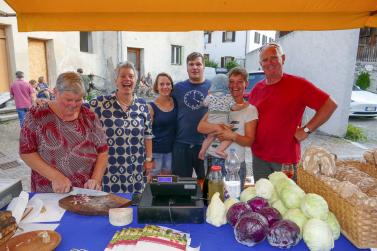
254, 32, 261, 44
80, 32, 93, 53
221, 56, 234, 68
222, 31, 236, 42
262, 35, 267, 45
204, 31, 212, 44
171, 45, 182, 65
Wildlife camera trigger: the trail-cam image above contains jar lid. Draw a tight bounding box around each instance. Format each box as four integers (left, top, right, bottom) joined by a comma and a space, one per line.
211, 165, 221, 171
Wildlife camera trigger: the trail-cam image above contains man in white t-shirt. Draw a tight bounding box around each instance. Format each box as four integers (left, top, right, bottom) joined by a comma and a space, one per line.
198, 67, 258, 189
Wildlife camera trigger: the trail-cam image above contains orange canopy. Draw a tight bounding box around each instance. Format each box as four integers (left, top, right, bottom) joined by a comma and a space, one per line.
4, 0, 377, 31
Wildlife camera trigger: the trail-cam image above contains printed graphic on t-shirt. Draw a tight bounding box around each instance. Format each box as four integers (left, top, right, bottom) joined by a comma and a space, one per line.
183, 90, 204, 110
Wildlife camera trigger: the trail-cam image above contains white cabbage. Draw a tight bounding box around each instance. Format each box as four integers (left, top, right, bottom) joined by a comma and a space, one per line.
224, 197, 239, 212
283, 208, 308, 234
268, 171, 288, 186
272, 199, 287, 215
240, 186, 256, 202
280, 185, 305, 209
268, 189, 279, 204
301, 193, 329, 220
206, 192, 227, 227
303, 218, 334, 251
255, 178, 274, 200
275, 178, 296, 195
326, 212, 340, 240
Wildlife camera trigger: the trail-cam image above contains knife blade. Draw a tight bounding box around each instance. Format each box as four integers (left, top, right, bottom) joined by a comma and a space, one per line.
69, 187, 108, 196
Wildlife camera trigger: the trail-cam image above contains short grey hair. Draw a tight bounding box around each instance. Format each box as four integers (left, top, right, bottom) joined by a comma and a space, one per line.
115, 61, 138, 80
259, 42, 284, 58
55, 72, 84, 95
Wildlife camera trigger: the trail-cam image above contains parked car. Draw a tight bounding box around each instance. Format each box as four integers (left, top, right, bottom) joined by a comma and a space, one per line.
215, 68, 228, 74
349, 85, 377, 117
243, 71, 265, 100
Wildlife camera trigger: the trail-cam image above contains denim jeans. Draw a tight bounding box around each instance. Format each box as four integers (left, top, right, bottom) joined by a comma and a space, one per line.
151, 152, 172, 176
16, 108, 28, 127
206, 154, 246, 190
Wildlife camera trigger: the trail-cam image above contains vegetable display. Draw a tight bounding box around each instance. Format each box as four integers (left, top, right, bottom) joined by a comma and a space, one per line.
267, 219, 301, 249
220, 171, 339, 250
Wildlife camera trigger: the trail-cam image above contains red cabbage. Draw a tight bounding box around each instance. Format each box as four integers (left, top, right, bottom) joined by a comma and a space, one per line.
257, 207, 282, 228
267, 219, 301, 249
247, 196, 269, 212
226, 202, 249, 227
234, 213, 268, 246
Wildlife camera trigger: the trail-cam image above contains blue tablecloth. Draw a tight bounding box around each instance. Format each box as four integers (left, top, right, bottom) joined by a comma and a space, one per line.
52, 193, 368, 251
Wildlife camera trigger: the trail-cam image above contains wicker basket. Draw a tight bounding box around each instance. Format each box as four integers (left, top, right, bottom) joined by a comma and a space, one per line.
297, 160, 377, 248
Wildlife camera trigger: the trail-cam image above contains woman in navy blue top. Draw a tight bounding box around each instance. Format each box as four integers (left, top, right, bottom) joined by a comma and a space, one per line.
147, 72, 177, 175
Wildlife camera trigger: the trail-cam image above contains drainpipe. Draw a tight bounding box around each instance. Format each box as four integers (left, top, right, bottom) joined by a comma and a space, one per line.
117, 31, 124, 63
244, 31, 248, 67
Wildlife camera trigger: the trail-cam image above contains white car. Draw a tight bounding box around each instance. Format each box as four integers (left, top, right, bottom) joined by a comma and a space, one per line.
349, 85, 377, 117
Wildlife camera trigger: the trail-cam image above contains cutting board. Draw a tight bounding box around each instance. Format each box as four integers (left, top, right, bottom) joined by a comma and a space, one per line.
59, 194, 132, 215
0, 230, 61, 251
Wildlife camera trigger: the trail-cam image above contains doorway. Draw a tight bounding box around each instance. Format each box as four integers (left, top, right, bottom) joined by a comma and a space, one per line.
127, 47, 141, 78
0, 27, 10, 92
28, 38, 48, 83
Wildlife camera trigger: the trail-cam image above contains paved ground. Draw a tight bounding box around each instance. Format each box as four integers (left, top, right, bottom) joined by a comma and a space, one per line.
1, 117, 376, 191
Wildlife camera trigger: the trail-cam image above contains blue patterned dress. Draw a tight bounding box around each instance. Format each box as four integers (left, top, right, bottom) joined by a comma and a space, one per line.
88, 94, 153, 193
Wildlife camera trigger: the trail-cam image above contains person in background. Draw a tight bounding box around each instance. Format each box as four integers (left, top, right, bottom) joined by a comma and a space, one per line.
145, 72, 153, 88
77, 68, 90, 97
36, 76, 52, 100
248, 42, 337, 182
29, 79, 37, 90
172, 52, 210, 181
19, 72, 108, 193
198, 67, 258, 189
10, 71, 36, 126
147, 72, 177, 176
87, 61, 154, 194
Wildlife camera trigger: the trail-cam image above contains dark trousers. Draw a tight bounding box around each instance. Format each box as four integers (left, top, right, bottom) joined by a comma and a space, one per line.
172, 142, 205, 179
252, 154, 297, 182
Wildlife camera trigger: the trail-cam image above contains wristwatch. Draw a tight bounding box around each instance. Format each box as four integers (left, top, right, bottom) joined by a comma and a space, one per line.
145, 157, 153, 162
303, 127, 311, 134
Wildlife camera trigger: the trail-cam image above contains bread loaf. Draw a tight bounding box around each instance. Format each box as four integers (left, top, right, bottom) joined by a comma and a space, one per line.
0, 213, 17, 245
302, 146, 337, 176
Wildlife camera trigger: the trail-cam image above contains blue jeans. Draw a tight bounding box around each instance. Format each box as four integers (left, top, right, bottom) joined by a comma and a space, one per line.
16, 108, 29, 127
206, 154, 246, 190
151, 152, 172, 176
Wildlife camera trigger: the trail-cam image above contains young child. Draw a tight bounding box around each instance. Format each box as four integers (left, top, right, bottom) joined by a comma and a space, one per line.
198, 74, 246, 160
36, 76, 51, 99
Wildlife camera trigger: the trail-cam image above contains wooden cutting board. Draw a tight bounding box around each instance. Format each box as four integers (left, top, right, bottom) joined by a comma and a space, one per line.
59, 194, 132, 215
0, 230, 61, 251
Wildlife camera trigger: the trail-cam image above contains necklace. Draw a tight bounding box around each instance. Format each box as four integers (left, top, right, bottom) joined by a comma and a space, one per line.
116, 93, 133, 110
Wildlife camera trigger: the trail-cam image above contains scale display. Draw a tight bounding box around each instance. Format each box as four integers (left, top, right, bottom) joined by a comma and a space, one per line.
157, 176, 173, 183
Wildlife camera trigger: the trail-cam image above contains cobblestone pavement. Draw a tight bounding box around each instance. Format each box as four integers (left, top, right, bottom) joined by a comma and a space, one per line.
1, 117, 376, 191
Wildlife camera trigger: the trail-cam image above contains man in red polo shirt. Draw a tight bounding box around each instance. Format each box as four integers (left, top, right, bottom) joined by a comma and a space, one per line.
248, 43, 337, 182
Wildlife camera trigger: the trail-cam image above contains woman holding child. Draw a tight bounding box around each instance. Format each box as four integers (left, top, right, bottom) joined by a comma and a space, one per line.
197, 67, 258, 189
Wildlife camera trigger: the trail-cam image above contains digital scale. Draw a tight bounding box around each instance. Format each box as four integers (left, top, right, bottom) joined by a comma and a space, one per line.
0, 179, 22, 209
137, 175, 205, 224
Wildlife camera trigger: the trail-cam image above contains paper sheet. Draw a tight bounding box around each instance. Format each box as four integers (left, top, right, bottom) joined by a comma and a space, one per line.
6, 191, 29, 224
25, 193, 67, 222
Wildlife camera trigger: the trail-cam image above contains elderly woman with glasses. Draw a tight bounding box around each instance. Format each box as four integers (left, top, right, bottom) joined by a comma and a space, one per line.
87, 61, 153, 194
20, 72, 109, 193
